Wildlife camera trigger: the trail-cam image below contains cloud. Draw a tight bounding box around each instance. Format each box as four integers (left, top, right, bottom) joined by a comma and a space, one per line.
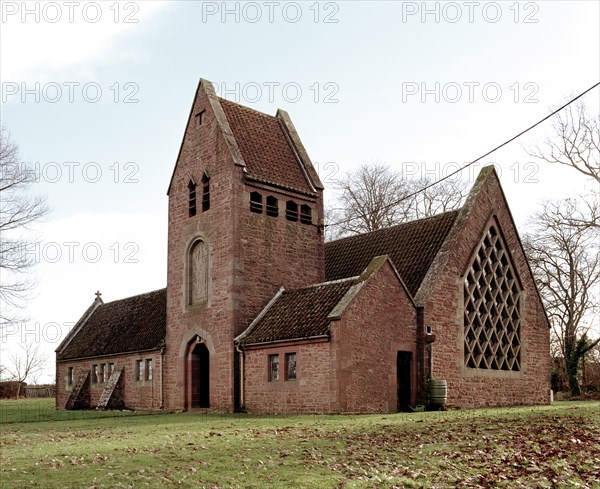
0, 1, 168, 81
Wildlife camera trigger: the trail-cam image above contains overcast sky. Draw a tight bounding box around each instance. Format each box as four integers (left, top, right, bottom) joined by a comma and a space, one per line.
1, 0, 599, 382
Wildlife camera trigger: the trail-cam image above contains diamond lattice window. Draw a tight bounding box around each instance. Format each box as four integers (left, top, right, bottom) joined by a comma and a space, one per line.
464, 223, 522, 371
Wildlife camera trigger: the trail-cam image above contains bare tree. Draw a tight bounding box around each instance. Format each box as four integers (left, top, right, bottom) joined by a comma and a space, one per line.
405, 177, 468, 220
524, 197, 600, 396
0, 127, 48, 329
4, 342, 47, 398
526, 100, 599, 183
327, 162, 467, 239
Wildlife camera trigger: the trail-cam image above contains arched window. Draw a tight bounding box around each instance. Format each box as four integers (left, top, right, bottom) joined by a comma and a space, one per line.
266, 196, 279, 217
188, 180, 197, 217
201, 174, 210, 212
300, 204, 312, 224
189, 240, 208, 304
286, 201, 298, 221
250, 192, 263, 214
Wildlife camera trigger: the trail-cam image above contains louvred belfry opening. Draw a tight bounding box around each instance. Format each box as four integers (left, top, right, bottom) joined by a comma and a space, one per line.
463, 221, 522, 371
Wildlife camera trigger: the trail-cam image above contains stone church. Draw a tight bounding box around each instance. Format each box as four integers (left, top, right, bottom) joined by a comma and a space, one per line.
55, 79, 551, 413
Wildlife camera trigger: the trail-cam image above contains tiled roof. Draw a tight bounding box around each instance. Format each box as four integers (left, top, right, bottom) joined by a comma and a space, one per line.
219, 98, 315, 195
325, 210, 459, 296
237, 280, 355, 345
57, 288, 166, 361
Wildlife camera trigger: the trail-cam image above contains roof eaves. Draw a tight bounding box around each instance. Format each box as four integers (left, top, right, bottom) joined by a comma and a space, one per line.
238, 334, 330, 348
244, 174, 318, 198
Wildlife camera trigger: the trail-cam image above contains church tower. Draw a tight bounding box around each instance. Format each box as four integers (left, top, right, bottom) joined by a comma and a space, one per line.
163, 79, 325, 411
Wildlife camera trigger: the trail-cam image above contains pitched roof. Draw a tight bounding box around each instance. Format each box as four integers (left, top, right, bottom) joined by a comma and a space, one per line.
325, 210, 459, 296
219, 98, 315, 195
236, 279, 355, 345
57, 288, 166, 361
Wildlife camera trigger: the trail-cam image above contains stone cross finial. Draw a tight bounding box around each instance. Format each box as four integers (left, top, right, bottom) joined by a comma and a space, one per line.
95, 291, 102, 300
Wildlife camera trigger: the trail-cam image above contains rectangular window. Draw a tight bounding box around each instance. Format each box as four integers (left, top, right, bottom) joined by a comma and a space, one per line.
285, 353, 297, 381
109, 363, 115, 379
145, 359, 153, 381
92, 364, 98, 383
202, 174, 210, 212
188, 181, 197, 217
99, 363, 106, 383
135, 360, 143, 381
67, 367, 73, 386
268, 354, 279, 382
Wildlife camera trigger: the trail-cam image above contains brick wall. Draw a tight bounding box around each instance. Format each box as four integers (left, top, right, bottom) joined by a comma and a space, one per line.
56, 351, 162, 410
421, 170, 551, 408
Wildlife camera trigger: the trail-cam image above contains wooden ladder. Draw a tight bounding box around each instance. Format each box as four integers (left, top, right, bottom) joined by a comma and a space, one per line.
65, 372, 90, 410
97, 368, 123, 409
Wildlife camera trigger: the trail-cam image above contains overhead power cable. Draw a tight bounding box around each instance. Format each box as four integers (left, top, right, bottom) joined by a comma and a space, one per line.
326, 81, 600, 229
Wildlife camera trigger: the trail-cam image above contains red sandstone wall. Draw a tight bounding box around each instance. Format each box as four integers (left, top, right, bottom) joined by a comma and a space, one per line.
333, 262, 418, 413
237, 187, 325, 334
164, 83, 241, 412
242, 340, 338, 413
422, 171, 551, 408
164, 81, 325, 412
56, 351, 161, 410
243, 261, 418, 414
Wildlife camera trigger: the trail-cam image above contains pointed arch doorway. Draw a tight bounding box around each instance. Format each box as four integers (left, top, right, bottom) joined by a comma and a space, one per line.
186, 340, 210, 408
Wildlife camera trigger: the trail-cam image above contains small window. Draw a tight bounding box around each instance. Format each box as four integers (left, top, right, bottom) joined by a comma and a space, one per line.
92, 364, 99, 384
250, 192, 263, 214
145, 359, 153, 381
266, 196, 279, 217
202, 173, 210, 212
300, 205, 312, 225
285, 353, 296, 381
135, 360, 143, 381
67, 367, 73, 386
109, 363, 115, 377
99, 364, 106, 383
188, 180, 197, 217
268, 354, 279, 382
286, 201, 298, 221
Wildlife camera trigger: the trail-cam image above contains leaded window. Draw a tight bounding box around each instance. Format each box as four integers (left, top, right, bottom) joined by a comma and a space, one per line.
285, 353, 296, 380
464, 222, 522, 371
269, 354, 279, 382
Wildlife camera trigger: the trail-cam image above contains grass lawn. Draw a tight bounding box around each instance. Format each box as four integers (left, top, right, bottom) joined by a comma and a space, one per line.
0, 399, 598, 488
